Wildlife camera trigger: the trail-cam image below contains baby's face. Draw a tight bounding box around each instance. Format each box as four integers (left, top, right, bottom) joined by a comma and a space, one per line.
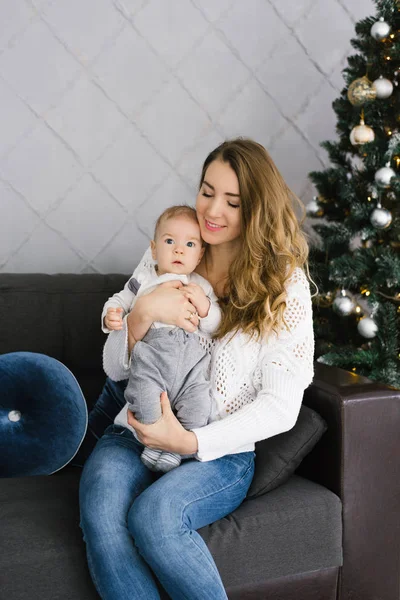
151, 215, 204, 276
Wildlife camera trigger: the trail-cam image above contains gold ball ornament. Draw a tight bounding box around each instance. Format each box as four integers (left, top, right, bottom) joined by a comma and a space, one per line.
370, 17, 391, 41
350, 117, 375, 145
347, 76, 376, 105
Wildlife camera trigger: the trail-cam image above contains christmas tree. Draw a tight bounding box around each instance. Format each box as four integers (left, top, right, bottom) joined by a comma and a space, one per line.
308, 0, 400, 389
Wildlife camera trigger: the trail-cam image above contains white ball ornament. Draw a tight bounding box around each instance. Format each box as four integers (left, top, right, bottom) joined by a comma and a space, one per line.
374, 162, 396, 187
357, 316, 378, 338
370, 17, 391, 41
372, 76, 393, 99
370, 206, 393, 229
306, 197, 322, 217
333, 295, 355, 316
350, 118, 375, 145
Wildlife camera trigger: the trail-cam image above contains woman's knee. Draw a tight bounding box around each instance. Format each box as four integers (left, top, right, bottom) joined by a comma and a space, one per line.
128, 484, 182, 547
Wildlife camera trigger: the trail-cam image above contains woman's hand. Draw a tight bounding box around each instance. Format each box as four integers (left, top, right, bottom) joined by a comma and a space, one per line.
127, 392, 199, 455
127, 280, 199, 341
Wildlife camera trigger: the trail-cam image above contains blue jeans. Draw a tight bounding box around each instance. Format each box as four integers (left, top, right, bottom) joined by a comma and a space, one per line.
79, 423, 255, 600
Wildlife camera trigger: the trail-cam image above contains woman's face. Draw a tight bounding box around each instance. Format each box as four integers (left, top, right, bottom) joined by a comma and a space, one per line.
196, 160, 241, 248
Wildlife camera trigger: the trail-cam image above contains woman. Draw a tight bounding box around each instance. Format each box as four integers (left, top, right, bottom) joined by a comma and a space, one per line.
79, 138, 314, 600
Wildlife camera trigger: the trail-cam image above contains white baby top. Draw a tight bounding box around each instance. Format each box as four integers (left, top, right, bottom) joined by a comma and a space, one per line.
102, 270, 220, 335
103, 248, 315, 462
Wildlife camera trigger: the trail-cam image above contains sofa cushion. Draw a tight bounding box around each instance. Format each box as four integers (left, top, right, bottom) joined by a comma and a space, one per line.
0, 273, 127, 371
247, 404, 327, 499
0, 352, 87, 477
201, 475, 342, 588
0, 470, 341, 600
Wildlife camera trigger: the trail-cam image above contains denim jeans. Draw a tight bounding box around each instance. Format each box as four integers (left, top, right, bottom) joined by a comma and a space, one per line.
79, 422, 255, 600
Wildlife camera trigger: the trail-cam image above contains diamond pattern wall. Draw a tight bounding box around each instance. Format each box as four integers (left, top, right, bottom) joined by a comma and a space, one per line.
0, 0, 374, 273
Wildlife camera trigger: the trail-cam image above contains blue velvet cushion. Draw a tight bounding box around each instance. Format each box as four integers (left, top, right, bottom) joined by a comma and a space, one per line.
0, 352, 87, 477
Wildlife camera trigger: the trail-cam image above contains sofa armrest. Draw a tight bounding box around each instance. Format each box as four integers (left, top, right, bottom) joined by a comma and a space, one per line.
300, 362, 400, 600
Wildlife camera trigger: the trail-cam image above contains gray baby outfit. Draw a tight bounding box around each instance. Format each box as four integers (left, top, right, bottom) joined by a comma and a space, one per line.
125, 327, 212, 430
107, 270, 220, 472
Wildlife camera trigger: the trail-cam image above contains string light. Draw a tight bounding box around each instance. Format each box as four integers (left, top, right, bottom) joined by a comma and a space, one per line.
355, 306, 362, 313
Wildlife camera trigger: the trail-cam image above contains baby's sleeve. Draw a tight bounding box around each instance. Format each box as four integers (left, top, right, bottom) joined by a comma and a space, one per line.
101, 246, 155, 333
192, 275, 221, 336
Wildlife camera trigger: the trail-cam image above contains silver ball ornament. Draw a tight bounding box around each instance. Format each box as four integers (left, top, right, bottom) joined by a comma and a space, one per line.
357, 317, 378, 339
374, 163, 396, 187
370, 18, 391, 41
370, 206, 392, 229
333, 295, 355, 316
372, 76, 393, 99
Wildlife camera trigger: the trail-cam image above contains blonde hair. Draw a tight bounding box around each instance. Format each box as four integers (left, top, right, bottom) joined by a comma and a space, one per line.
154, 205, 200, 240
199, 138, 310, 340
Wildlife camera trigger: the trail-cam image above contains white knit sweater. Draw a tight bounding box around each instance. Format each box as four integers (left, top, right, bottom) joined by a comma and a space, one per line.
103, 248, 315, 462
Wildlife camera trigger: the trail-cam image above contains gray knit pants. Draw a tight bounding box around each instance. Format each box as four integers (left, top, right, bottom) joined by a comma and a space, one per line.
124, 328, 211, 471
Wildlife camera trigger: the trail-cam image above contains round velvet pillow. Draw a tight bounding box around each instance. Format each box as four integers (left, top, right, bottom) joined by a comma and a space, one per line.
0, 352, 87, 477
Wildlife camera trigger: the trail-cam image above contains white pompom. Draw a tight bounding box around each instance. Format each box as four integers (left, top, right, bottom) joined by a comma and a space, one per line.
357, 317, 378, 338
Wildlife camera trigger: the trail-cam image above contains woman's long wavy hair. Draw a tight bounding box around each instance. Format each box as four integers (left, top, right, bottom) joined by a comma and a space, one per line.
199, 138, 310, 341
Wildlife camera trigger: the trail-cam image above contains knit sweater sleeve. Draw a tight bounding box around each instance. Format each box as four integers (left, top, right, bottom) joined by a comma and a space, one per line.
192, 269, 315, 461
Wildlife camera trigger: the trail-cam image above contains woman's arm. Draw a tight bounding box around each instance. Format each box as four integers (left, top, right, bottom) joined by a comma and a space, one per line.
128, 392, 198, 454
127, 272, 314, 458
103, 281, 201, 380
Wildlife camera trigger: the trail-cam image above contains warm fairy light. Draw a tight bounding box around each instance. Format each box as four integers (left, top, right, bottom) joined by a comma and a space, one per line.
365, 291, 370, 296
352, 367, 357, 372
390, 33, 395, 38
367, 196, 372, 201
395, 156, 400, 167
355, 306, 361, 313
388, 130, 393, 135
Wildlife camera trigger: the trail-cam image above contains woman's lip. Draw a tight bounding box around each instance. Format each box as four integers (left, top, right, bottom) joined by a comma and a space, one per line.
205, 219, 226, 231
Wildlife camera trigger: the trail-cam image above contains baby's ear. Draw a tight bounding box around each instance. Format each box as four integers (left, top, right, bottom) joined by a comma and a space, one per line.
150, 240, 157, 260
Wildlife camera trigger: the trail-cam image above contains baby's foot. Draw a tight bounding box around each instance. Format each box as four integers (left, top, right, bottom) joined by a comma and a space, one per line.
155, 451, 181, 473
141, 448, 162, 471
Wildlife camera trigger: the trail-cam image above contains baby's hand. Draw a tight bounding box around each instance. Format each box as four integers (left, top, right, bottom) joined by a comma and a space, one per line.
182, 283, 210, 318
104, 307, 124, 331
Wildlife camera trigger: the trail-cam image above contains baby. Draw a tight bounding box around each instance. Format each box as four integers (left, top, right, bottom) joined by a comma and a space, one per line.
102, 205, 220, 472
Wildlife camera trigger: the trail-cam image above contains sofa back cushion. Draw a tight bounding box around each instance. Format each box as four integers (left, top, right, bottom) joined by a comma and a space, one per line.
0, 273, 128, 371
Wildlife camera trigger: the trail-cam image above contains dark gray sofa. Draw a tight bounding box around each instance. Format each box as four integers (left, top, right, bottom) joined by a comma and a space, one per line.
0, 273, 399, 600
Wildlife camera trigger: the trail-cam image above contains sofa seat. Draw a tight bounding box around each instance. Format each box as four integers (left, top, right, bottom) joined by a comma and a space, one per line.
200, 474, 342, 589
0, 468, 341, 600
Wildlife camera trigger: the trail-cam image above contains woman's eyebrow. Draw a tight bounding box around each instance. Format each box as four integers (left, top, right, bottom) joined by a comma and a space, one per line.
203, 180, 240, 198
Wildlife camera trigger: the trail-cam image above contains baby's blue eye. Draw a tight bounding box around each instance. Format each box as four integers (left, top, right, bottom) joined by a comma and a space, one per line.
165, 238, 174, 244
186, 241, 195, 248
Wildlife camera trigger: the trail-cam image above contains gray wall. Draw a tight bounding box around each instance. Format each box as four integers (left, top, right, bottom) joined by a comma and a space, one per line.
1, 0, 373, 274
